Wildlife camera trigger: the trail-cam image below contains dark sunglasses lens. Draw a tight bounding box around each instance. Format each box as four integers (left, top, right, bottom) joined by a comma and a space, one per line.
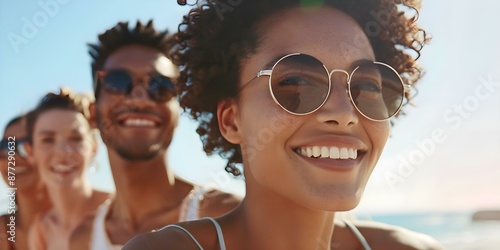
0, 140, 8, 156
350, 63, 404, 120
103, 70, 133, 94
271, 54, 330, 114
149, 74, 176, 102
0, 139, 26, 158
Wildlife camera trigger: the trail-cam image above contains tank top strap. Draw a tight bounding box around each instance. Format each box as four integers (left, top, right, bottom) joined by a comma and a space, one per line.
342, 219, 372, 250
159, 224, 204, 250
159, 217, 226, 250
203, 217, 226, 250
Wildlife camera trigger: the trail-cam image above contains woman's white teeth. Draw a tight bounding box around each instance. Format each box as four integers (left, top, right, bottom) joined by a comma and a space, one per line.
330, 147, 340, 158
340, 148, 349, 159
124, 119, 155, 127
313, 147, 321, 157
298, 146, 358, 159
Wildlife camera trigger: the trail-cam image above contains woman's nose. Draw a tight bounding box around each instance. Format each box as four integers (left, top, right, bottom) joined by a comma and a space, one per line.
314, 70, 359, 127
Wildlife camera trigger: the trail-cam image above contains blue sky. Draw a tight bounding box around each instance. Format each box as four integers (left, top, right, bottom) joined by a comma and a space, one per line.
1, 0, 499, 214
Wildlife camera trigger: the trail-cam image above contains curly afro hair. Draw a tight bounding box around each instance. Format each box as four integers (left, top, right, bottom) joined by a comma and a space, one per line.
172, 0, 430, 175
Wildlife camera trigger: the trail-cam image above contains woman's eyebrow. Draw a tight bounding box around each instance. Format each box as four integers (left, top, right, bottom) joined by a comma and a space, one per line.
350, 58, 375, 70
262, 54, 289, 70
37, 130, 55, 136
70, 128, 88, 134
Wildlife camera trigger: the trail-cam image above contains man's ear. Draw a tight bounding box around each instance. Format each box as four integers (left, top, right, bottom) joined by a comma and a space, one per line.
217, 99, 242, 144
89, 102, 98, 129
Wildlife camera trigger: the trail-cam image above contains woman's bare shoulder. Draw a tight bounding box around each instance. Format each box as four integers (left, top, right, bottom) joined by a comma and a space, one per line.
123, 220, 218, 250
347, 220, 444, 250
122, 226, 198, 250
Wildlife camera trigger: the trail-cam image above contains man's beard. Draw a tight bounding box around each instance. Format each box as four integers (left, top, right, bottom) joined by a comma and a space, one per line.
114, 142, 161, 161
96, 112, 163, 161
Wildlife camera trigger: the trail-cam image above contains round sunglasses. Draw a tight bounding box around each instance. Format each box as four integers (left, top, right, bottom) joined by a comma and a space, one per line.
242, 53, 410, 121
95, 69, 177, 102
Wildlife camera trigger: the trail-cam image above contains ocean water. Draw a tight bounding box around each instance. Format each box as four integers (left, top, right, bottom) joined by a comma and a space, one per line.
361, 212, 500, 250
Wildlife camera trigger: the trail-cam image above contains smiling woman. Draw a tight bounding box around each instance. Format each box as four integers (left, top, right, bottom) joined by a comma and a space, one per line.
24, 88, 110, 250
121, 0, 440, 249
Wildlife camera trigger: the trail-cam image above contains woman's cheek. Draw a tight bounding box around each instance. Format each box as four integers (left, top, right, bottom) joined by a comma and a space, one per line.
76, 142, 94, 166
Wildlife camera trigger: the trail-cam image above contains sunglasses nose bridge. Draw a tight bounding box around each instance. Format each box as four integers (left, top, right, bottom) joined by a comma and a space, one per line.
327, 69, 350, 95
320, 69, 357, 114
129, 83, 151, 101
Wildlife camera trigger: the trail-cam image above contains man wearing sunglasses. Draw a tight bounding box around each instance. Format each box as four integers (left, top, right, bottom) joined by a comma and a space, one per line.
0, 115, 52, 250
69, 21, 239, 250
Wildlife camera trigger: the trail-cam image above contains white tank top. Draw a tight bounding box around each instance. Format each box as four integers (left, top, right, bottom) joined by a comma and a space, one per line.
90, 186, 206, 250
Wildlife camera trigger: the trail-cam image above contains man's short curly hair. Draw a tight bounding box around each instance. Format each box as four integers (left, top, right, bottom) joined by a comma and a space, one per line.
89, 20, 175, 98
172, 0, 430, 175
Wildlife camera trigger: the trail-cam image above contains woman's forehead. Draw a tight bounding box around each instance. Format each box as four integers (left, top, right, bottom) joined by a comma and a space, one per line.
254, 6, 375, 67
35, 110, 89, 132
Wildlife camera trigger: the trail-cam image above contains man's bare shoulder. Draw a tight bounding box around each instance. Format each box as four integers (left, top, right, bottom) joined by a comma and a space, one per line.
69, 213, 95, 250
347, 220, 444, 250
199, 189, 241, 218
